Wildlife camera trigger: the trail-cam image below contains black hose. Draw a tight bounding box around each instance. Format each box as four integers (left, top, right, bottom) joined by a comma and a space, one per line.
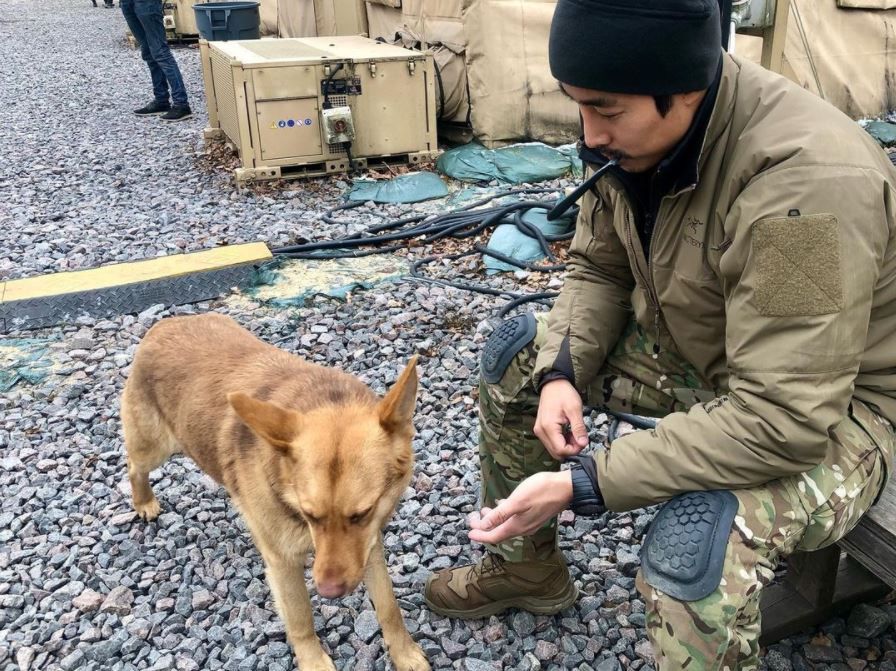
322, 63, 344, 110
270, 188, 575, 314
607, 411, 659, 444
345, 142, 358, 174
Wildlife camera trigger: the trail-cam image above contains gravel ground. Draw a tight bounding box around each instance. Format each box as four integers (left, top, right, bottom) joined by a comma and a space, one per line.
2, 1, 896, 670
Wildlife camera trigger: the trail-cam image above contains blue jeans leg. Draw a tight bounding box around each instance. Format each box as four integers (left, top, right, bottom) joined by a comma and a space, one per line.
120, 0, 169, 104
132, 0, 189, 107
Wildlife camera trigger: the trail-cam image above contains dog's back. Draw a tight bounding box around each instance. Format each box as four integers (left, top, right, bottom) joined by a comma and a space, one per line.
124, 313, 374, 483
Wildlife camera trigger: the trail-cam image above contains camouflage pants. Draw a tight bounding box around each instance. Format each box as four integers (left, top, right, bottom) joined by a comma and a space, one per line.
479, 314, 895, 670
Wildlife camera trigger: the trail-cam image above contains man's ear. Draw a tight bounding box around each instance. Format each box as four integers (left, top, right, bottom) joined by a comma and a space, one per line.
378, 355, 418, 434
677, 88, 707, 111
228, 392, 301, 453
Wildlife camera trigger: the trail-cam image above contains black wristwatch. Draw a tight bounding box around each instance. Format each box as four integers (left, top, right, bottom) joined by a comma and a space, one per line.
566, 456, 605, 516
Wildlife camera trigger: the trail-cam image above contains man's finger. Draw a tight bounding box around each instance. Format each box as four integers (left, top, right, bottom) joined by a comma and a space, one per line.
569, 418, 589, 447
475, 503, 511, 531
547, 424, 570, 458
467, 507, 494, 529
469, 516, 524, 544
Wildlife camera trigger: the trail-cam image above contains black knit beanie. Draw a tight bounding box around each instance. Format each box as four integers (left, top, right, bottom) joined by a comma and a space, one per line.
549, 0, 722, 95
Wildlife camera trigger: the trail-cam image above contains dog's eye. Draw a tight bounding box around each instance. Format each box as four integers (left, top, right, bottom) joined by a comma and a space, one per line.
301, 510, 321, 525
348, 508, 372, 525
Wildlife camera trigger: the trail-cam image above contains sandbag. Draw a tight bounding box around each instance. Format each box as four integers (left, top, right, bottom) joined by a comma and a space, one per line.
347, 172, 449, 203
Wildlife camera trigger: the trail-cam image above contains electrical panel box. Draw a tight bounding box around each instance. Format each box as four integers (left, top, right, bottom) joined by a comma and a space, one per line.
199, 36, 439, 182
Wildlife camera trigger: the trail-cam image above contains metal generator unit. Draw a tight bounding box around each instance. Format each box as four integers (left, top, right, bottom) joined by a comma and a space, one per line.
199, 36, 439, 182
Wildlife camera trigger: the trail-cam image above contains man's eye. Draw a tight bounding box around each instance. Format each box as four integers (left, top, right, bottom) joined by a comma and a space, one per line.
596, 110, 621, 119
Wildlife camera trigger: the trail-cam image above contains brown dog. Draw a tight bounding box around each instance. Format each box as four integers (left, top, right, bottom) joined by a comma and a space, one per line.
120, 313, 429, 671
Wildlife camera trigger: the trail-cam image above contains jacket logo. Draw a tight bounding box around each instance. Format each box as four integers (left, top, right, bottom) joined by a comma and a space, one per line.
684, 216, 705, 249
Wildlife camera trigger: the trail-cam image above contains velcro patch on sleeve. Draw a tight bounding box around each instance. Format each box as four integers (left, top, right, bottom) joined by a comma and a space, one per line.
752, 214, 843, 316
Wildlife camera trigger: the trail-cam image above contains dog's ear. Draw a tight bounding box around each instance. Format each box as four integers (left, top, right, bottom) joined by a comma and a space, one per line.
378, 355, 418, 434
228, 392, 301, 453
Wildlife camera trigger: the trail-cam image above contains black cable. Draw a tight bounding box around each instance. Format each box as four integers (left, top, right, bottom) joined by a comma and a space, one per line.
406, 251, 557, 318
607, 411, 659, 444
322, 63, 344, 110
429, 45, 447, 120
344, 142, 358, 174
270, 188, 576, 314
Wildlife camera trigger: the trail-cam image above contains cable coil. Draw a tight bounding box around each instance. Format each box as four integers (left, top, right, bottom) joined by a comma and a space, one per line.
270, 188, 576, 317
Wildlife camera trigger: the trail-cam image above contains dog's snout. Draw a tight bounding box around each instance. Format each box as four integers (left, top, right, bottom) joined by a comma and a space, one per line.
316, 579, 349, 599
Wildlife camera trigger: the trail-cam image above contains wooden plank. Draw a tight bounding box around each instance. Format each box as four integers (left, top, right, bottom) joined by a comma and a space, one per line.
841, 476, 896, 588
862, 473, 896, 529
760, 556, 890, 645
760, 0, 791, 73
785, 546, 839, 607
1, 243, 272, 302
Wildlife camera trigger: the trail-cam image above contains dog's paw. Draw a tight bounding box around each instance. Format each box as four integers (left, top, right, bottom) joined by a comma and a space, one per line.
294, 648, 337, 671
390, 642, 430, 671
134, 497, 161, 521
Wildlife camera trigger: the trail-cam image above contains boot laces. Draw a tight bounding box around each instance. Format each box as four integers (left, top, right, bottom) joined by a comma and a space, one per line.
479, 552, 506, 575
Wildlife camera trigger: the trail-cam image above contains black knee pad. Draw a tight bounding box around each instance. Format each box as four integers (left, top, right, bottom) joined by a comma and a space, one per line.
640, 490, 738, 602
481, 313, 537, 384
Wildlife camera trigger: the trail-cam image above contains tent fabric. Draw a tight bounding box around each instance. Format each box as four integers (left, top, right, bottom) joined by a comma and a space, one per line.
736, 0, 896, 120
365, 2, 403, 41
365, 0, 471, 123
275, 0, 317, 37
271, 0, 368, 38
313, 0, 369, 37
259, 0, 280, 34
463, 0, 576, 147
464, 0, 896, 147
281, 0, 896, 145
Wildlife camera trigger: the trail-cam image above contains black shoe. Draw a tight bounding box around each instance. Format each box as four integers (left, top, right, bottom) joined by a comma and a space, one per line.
160, 105, 193, 122
134, 101, 170, 116
104, 1, 115, 7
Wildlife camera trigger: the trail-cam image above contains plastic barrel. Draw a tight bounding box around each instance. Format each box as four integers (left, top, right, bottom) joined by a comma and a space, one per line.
192, 2, 260, 41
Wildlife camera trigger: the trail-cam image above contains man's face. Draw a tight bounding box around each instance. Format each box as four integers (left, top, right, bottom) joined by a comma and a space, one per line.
560, 83, 706, 173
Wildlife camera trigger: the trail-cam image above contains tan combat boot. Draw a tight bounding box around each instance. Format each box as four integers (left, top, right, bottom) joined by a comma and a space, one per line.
424, 551, 578, 619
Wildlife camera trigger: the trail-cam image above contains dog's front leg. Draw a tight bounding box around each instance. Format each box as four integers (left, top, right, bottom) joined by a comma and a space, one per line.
364, 540, 430, 671
264, 554, 336, 671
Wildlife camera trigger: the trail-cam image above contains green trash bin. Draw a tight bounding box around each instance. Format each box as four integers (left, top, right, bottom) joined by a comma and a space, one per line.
193, 2, 260, 41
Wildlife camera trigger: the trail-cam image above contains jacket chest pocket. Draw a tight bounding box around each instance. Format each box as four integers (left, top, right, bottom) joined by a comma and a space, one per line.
584, 190, 629, 258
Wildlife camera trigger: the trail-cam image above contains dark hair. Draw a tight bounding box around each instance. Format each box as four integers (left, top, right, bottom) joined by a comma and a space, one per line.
653, 94, 674, 116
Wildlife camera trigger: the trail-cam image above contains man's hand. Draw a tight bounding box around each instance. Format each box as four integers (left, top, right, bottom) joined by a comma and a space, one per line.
534, 379, 588, 459
468, 471, 573, 545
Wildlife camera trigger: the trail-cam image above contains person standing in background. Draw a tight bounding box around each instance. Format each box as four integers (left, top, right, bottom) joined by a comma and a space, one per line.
120, 0, 192, 121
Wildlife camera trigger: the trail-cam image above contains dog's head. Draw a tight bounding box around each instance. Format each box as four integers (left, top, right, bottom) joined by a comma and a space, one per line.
228, 356, 418, 598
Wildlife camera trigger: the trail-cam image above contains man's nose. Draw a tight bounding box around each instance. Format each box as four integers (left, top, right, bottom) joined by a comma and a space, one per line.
582, 115, 611, 149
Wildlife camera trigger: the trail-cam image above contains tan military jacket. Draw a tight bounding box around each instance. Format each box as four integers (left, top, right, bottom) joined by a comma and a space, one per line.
534, 54, 896, 511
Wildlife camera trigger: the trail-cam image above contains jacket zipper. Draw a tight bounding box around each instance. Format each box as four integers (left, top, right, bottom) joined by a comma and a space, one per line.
623, 207, 664, 356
